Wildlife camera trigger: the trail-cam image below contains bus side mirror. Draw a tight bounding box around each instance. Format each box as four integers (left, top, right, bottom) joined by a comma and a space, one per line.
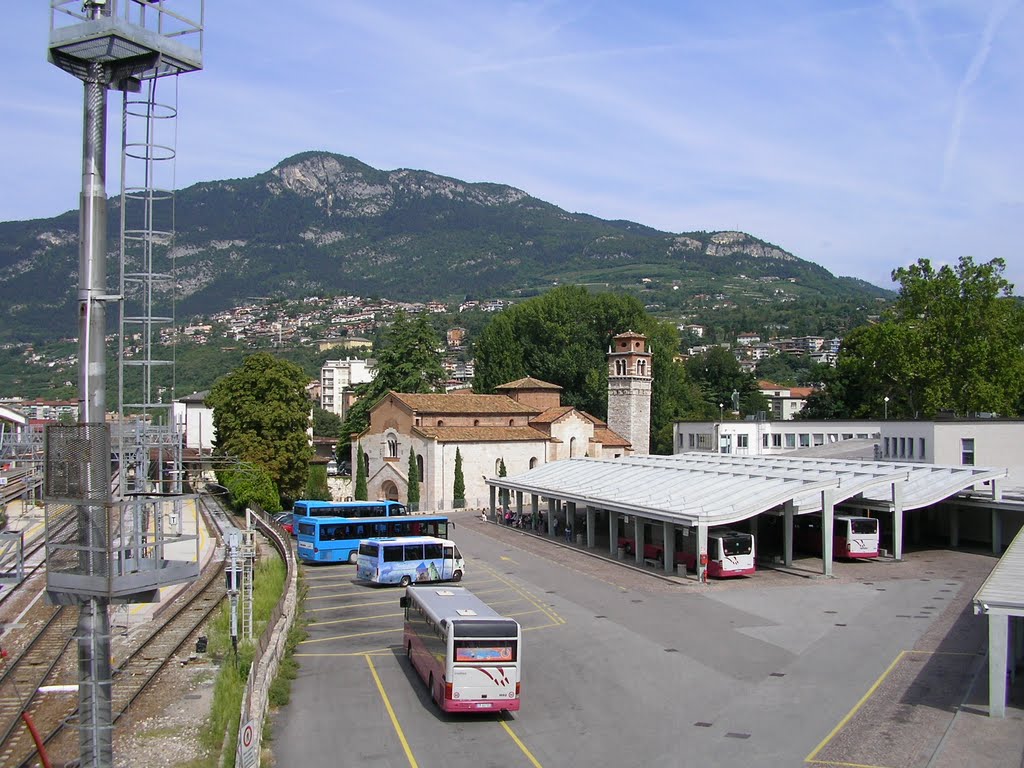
399, 596, 409, 608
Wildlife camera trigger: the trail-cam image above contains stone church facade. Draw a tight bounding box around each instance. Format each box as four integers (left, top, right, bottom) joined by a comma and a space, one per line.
351, 332, 652, 511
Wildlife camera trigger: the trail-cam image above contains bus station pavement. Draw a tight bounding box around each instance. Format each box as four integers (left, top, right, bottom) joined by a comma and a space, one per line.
458, 508, 1024, 768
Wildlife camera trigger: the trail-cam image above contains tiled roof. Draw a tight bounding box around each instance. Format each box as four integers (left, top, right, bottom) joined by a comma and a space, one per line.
414, 426, 550, 443
494, 377, 562, 391
594, 426, 631, 447
390, 392, 538, 415
529, 406, 575, 424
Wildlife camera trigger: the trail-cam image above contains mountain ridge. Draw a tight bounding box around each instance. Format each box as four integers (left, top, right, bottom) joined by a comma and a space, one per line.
0, 151, 889, 343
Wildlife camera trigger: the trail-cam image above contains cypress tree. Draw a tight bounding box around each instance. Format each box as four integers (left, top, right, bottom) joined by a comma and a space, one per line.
407, 447, 420, 510
453, 448, 465, 508
354, 442, 368, 500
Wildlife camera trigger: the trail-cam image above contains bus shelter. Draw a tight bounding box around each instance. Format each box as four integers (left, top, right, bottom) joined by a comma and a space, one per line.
486, 454, 1007, 582
973, 524, 1024, 717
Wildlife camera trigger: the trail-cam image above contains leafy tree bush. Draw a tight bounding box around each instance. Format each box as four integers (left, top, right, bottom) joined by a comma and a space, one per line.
216, 466, 282, 514
206, 352, 314, 503
305, 463, 331, 501
814, 257, 1024, 418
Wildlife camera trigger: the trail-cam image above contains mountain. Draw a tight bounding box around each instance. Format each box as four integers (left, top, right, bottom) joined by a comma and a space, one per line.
0, 151, 889, 342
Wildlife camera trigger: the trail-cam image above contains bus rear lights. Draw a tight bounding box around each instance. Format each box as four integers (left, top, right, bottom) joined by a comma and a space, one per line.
515, 683, 520, 695
445, 682, 454, 700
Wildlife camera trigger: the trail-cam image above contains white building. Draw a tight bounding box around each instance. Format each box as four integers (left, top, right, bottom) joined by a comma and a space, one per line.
673, 418, 880, 456
173, 391, 215, 455
321, 357, 376, 419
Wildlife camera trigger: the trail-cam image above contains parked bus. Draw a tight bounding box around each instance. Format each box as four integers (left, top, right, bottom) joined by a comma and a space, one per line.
677, 528, 756, 577
794, 513, 880, 559
356, 536, 465, 586
618, 524, 755, 578
400, 585, 521, 712
292, 499, 408, 520
297, 515, 451, 564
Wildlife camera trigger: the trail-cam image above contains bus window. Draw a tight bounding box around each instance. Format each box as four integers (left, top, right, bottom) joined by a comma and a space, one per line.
383, 544, 404, 563
453, 639, 518, 663
358, 542, 378, 558
423, 542, 442, 559
722, 536, 752, 556
851, 518, 876, 534
404, 543, 425, 561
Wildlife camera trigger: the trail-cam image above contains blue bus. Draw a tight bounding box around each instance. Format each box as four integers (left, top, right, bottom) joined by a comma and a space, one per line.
296, 514, 452, 564
292, 500, 408, 519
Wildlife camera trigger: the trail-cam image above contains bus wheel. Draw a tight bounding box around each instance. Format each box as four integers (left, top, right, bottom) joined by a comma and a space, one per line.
428, 673, 435, 702
452, 570, 463, 582
348, 551, 358, 564
400, 575, 412, 587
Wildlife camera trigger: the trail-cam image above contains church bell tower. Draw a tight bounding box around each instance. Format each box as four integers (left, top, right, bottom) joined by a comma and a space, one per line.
607, 331, 653, 455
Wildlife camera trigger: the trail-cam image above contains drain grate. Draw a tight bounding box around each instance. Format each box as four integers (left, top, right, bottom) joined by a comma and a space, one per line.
665, 648, 679, 653
835, 623, 847, 627
595, 615, 607, 619
725, 732, 751, 740
770, 672, 785, 677
694, 722, 713, 728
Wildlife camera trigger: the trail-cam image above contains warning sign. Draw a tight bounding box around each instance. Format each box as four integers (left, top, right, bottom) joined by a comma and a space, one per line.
238, 720, 257, 768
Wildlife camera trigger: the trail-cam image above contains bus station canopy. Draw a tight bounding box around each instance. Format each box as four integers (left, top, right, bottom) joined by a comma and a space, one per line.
488, 454, 1007, 529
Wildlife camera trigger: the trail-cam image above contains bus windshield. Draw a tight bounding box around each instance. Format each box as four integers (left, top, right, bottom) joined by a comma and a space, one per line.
722, 535, 753, 556
850, 519, 877, 534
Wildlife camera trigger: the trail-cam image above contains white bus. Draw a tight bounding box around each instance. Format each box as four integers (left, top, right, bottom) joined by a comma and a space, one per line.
355, 536, 464, 586
400, 585, 522, 712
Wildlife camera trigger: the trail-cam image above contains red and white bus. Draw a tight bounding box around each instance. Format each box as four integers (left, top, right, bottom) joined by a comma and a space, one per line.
400, 586, 521, 713
677, 528, 756, 578
795, 513, 879, 559
618, 526, 755, 578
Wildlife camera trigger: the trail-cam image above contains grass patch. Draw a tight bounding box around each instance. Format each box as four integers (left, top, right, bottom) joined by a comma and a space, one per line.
199, 549, 294, 766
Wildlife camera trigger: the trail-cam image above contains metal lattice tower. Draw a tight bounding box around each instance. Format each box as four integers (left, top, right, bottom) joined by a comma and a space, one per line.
47, 3, 204, 766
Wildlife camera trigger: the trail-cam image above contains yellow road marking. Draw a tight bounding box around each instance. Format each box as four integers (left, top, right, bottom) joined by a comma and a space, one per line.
807, 761, 894, 768
499, 718, 544, 768
806, 650, 905, 763
298, 627, 402, 645
365, 655, 419, 768
306, 597, 399, 612
499, 555, 518, 563
309, 611, 401, 627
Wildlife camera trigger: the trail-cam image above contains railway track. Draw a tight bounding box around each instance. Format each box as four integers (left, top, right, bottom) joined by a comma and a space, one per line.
0, 492, 229, 768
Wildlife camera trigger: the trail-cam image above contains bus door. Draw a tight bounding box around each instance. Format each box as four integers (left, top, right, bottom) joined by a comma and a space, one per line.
441, 544, 456, 580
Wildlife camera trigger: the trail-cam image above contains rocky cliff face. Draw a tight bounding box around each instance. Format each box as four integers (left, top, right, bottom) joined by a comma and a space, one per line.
0, 150, 882, 342
268, 153, 528, 218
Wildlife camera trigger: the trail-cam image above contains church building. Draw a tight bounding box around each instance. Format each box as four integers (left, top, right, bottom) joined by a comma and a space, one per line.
351, 332, 653, 511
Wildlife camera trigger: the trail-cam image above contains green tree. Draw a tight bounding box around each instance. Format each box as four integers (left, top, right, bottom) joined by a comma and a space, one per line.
354, 441, 368, 500
453, 448, 465, 508
685, 346, 769, 419
216, 466, 282, 514
313, 406, 344, 438
206, 352, 314, 504
342, 311, 447, 441
407, 447, 420, 510
305, 463, 331, 501
472, 285, 707, 453
828, 257, 1024, 418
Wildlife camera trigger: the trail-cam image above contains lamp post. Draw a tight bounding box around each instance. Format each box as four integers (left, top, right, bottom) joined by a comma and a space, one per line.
884, 396, 890, 420
719, 403, 724, 421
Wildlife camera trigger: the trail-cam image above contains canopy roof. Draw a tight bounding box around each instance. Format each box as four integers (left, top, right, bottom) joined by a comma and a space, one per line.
488, 453, 1007, 528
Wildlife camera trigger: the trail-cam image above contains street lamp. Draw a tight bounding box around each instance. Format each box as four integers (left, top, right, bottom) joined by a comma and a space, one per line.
719, 403, 724, 421
884, 396, 890, 420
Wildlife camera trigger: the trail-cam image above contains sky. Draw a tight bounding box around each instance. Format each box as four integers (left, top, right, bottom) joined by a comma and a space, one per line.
3, 1, 1022, 294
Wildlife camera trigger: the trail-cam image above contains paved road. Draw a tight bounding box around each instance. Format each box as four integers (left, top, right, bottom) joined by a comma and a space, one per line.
270, 509, 1024, 768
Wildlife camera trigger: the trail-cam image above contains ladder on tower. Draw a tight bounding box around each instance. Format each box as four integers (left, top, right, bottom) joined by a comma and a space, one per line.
240, 529, 256, 641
